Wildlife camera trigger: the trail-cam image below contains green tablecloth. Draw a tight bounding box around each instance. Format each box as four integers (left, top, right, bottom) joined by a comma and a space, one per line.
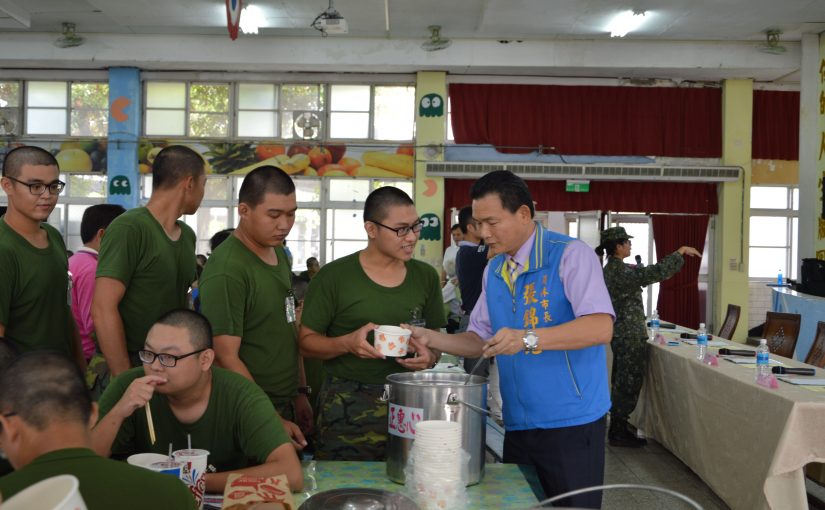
296, 460, 540, 508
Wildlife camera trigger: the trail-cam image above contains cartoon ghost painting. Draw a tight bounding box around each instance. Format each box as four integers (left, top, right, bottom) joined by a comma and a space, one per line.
419, 213, 441, 241
419, 93, 444, 117
108, 175, 132, 196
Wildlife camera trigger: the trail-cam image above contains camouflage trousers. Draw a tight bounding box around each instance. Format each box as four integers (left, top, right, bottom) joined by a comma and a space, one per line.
609, 335, 648, 428
314, 374, 388, 461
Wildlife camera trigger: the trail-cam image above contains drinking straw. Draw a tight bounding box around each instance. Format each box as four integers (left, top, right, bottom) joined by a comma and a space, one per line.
145, 403, 156, 445
168, 443, 173, 461
187, 433, 192, 450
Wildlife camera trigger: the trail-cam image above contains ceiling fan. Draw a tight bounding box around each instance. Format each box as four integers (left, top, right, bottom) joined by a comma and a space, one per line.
421, 25, 451, 52
54, 22, 85, 48
757, 30, 786, 55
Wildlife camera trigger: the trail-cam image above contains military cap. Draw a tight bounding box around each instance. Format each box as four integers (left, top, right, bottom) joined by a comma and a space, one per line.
600, 226, 633, 244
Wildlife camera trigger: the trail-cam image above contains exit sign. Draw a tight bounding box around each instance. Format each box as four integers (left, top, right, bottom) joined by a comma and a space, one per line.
566, 180, 590, 192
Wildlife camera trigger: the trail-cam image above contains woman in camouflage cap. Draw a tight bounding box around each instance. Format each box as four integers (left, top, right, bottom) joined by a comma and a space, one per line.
596, 226, 700, 447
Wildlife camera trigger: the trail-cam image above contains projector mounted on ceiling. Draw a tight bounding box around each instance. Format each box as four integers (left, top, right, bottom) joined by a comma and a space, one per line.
311, 0, 348, 35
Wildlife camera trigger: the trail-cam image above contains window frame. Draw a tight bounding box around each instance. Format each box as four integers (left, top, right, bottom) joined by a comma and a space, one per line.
23, 80, 110, 137
0, 80, 22, 136
748, 185, 798, 281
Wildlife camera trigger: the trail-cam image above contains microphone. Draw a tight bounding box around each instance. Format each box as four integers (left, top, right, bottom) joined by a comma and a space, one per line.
635, 255, 643, 267
772, 366, 816, 376
718, 348, 755, 356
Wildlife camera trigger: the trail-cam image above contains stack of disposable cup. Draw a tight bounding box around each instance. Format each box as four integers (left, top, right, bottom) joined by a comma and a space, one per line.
407, 420, 466, 510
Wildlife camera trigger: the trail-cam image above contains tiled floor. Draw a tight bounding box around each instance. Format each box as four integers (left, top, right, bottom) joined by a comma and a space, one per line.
602, 439, 730, 510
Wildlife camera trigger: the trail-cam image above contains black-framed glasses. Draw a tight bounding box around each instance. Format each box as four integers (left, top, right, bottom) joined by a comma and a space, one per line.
4, 176, 65, 196
369, 219, 424, 237
138, 348, 206, 368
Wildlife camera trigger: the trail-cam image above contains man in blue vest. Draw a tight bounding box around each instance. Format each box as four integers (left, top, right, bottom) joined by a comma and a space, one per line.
408, 170, 614, 509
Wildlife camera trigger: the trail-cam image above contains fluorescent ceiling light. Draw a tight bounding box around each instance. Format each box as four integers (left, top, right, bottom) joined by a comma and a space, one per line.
606, 10, 648, 38
240, 4, 263, 35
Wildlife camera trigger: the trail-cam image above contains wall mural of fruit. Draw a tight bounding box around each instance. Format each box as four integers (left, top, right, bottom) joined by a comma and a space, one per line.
1, 139, 418, 179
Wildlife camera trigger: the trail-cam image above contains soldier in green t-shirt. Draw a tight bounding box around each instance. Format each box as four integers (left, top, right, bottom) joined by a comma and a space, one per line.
0, 146, 84, 369
199, 166, 311, 449
93, 146, 206, 377
92, 309, 303, 493
299, 187, 446, 461
0, 351, 197, 509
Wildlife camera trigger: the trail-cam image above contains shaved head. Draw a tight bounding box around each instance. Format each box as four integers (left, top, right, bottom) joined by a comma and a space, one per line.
2, 146, 59, 178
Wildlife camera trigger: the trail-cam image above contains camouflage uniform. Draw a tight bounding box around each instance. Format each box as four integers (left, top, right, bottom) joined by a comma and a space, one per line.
313, 374, 388, 461
603, 250, 684, 430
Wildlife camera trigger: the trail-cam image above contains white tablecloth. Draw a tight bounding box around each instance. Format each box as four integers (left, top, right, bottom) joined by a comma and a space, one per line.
632, 331, 825, 510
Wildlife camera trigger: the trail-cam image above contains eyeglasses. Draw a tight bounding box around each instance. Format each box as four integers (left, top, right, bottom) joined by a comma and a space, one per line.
4, 176, 65, 196
138, 348, 206, 368
369, 219, 424, 237
1, 412, 16, 418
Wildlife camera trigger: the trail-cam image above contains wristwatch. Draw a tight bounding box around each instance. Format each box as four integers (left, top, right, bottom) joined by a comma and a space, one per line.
523, 330, 539, 354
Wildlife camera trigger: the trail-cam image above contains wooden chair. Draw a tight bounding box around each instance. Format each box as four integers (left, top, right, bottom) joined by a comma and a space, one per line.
717, 304, 741, 340
757, 312, 802, 359
805, 321, 825, 368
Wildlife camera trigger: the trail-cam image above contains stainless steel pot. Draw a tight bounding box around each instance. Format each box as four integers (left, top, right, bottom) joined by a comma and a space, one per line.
383, 371, 487, 485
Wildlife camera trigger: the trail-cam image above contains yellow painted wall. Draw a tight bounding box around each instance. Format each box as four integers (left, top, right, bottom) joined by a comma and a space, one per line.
751, 159, 799, 185
413, 71, 447, 270
715, 79, 752, 342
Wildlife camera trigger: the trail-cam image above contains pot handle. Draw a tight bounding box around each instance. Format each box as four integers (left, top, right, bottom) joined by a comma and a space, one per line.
447, 393, 492, 416
379, 384, 390, 403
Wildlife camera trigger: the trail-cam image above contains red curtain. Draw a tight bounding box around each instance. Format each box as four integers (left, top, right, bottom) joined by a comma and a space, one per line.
752, 90, 799, 160
449, 83, 722, 157
444, 179, 718, 215
651, 215, 710, 329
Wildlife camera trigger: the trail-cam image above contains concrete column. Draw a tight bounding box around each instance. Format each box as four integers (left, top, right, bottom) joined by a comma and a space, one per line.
798, 34, 819, 263
413, 71, 447, 271
715, 79, 753, 341
106, 67, 141, 209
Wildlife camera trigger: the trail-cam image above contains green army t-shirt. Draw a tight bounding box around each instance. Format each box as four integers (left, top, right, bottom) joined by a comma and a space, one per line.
0, 219, 74, 356
301, 251, 446, 384
96, 207, 197, 354
98, 367, 290, 471
199, 236, 298, 407
0, 448, 197, 510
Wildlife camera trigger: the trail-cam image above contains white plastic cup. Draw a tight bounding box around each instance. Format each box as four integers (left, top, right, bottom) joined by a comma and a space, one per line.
148, 460, 183, 478
173, 448, 209, 509
1, 474, 87, 510
374, 326, 411, 357
126, 452, 169, 469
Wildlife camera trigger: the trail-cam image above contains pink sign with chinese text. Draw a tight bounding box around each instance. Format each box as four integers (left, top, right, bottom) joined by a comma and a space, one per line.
388, 402, 424, 439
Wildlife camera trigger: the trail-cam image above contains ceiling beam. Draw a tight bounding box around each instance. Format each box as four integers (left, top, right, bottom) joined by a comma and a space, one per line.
0, 0, 30, 28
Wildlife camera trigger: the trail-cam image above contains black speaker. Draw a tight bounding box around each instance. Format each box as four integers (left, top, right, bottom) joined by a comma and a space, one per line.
801, 258, 825, 297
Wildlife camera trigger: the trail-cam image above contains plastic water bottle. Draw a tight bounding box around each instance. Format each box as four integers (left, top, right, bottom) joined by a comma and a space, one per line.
756, 339, 771, 380
777, 269, 783, 286
649, 310, 660, 340
696, 323, 708, 361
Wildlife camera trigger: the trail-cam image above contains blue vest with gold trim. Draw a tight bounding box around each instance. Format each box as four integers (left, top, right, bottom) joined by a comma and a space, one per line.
486, 224, 610, 430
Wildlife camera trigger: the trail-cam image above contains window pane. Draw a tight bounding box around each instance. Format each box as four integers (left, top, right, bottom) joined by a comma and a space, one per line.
204, 177, 229, 201
749, 216, 787, 247
190, 84, 229, 113
446, 97, 454, 141
331, 85, 370, 111
238, 111, 277, 137
326, 239, 366, 262
189, 113, 228, 137
791, 217, 798, 280
0, 82, 20, 107
27, 108, 67, 135
0, 108, 19, 135
288, 240, 321, 273
184, 207, 230, 255
792, 188, 799, 211
47, 204, 64, 233
67, 204, 90, 243
329, 178, 370, 202
750, 187, 787, 209
372, 180, 413, 197
374, 86, 414, 140
71, 109, 108, 137
146, 82, 185, 108
289, 208, 322, 269
330, 112, 369, 138
146, 109, 185, 136
295, 178, 321, 202
281, 85, 321, 111
69, 174, 107, 198
238, 83, 276, 109
327, 209, 367, 240
749, 247, 787, 278
71, 83, 108, 109
28, 81, 67, 107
